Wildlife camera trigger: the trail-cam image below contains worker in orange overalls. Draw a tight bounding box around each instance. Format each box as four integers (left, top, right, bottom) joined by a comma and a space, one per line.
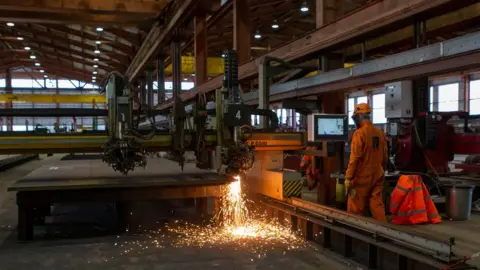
345, 103, 388, 221
300, 146, 320, 190
390, 174, 441, 224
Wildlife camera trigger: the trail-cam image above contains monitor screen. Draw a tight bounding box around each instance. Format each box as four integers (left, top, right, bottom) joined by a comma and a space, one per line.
317, 118, 345, 136
308, 114, 348, 142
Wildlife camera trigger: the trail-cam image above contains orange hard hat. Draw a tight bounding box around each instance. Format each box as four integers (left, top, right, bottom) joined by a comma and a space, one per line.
354, 103, 371, 115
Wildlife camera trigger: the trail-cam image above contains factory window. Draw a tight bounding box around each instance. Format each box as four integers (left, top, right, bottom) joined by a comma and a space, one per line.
429, 86, 434, 112
12, 79, 43, 88
470, 80, 480, 115
251, 115, 260, 126
163, 81, 195, 91
0, 79, 5, 87
348, 98, 355, 125
372, 94, 387, 124
57, 80, 77, 89
437, 83, 459, 112
45, 79, 57, 88
83, 83, 96, 89
347, 96, 368, 126
276, 109, 288, 124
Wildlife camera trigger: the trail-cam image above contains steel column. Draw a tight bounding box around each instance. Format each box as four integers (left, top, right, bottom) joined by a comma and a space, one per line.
138, 79, 146, 105
146, 69, 154, 109
172, 39, 182, 98
233, 0, 251, 65
361, 42, 366, 62
195, 12, 208, 85
5, 69, 12, 132
316, 0, 338, 27
157, 55, 166, 104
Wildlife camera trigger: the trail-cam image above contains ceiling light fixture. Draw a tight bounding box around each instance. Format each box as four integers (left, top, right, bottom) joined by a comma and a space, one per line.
93, 64, 98, 68
94, 49, 100, 54
96, 27, 104, 32
92, 80, 96, 83
35, 62, 40, 67
221, 54, 225, 57
24, 46, 31, 51
254, 30, 262, 39
30, 55, 36, 59
40, 70, 44, 73
92, 76, 96, 79
93, 71, 98, 75
300, 1, 309, 12
44, 75, 48, 78
95, 40, 101, 45
6, 22, 14, 27
272, 21, 279, 29
192, 73, 195, 76
94, 58, 99, 61
183, 78, 187, 81
17, 36, 24, 41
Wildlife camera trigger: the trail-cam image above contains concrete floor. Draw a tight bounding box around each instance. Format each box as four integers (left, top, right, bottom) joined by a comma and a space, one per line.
0, 155, 354, 270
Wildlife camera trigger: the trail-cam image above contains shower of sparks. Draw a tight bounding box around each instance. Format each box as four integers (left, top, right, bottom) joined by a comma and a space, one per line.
112, 175, 305, 260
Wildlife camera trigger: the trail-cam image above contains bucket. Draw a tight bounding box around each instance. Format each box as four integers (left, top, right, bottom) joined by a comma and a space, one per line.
443, 181, 474, 221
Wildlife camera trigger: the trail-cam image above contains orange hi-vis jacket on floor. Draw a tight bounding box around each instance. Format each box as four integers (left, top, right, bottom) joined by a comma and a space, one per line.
346, 120, 388, 221
390, 175, 442, 225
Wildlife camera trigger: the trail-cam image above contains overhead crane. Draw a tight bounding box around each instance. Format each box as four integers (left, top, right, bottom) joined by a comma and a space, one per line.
0, 93, 106, 103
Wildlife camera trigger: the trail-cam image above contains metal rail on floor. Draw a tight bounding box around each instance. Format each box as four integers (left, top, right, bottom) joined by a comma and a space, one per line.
259, 197, 476, 270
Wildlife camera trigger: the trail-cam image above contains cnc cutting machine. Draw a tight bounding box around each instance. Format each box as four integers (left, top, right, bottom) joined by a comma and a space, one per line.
0, 52, 305, 177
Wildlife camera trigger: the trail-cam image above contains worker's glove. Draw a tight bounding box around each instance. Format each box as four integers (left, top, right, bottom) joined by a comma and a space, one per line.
344, 179, 352, 196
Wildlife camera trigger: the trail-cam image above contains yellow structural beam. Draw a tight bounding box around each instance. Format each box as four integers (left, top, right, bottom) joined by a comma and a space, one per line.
165, 56, 224, 75
304, 63, 356, 78
0, 94, 106, 103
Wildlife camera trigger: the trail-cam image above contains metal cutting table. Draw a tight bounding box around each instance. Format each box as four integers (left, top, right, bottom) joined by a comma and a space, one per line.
8, 157, 228, 241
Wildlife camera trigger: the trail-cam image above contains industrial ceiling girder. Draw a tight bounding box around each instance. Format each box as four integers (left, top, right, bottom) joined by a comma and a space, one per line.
241, 31, 480, 104
0, 0, 167, 25
4, 40, 124, 72
156, 0, 474, 111
0, 24, 131, 65
125, 0, 200, 80
165, 0, 233, 68
44, 25, 135, 56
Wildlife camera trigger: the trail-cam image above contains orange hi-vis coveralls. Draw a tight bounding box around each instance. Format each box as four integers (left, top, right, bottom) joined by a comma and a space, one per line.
390, 175, 441, 225
345, 120, 388, 221
300, 146, 321, 189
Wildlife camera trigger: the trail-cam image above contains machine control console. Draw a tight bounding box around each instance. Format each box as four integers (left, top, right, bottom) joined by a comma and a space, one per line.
307, 113, 348, 143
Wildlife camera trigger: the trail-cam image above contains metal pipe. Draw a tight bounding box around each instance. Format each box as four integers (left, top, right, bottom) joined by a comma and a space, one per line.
157, 55, 166, 104
361, 42, 366, 62
146, 69, 154, 109
171, 40, 182, 99
414, 19, 421, 48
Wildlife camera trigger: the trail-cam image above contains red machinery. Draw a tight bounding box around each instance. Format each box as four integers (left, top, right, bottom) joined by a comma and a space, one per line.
394, 112, 480, 174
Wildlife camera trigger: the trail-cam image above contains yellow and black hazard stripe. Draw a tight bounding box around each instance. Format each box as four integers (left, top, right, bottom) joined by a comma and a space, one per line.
283, 180, 302, 198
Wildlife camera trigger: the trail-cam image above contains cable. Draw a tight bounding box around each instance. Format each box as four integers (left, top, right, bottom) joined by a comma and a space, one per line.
412, 124, 443, 196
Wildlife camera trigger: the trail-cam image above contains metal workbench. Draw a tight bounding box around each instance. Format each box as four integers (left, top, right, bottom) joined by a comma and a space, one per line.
8, 157, 228, 241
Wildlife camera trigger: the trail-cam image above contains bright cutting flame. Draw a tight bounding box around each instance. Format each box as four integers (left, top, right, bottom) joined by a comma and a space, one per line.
113, 175, 305, 260
220, 175, 248, 229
